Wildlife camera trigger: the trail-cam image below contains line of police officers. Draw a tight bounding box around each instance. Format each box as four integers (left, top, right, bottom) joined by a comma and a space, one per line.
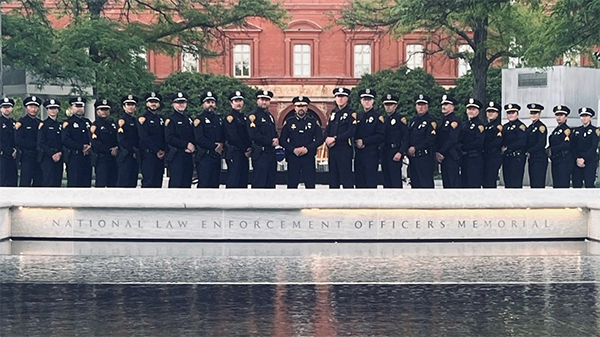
0, 88, 598, 188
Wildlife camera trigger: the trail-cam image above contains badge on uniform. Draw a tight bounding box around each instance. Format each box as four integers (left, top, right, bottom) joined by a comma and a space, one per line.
330, 113, 336, 121
391, 119, 396, 125
307, 122, 312, 129
205, 118, 211, 124
368, 116, 374, 123
342, 113, 348, 120
291, 124, 296, 130
73, 122, 79, 129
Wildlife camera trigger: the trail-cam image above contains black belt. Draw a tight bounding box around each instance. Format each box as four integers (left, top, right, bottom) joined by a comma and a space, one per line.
505, 150, 523, 157
414, 149, 430, 157
551, 150, 571, 159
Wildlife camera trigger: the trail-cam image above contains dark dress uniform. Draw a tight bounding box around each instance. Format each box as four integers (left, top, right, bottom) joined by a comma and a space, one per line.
437, 106, 461, 188
354, 110, 384, 188
482, 103, 503, 188
525, 104, 548, 188
37, 99, 63, 187
408, 95, 436, 189
501, 104, 527, 188
194, 106, 224, 188
117, 102, 140, 188
382, 106, 409, 188
165, 92, 195, 188
248, 105, 278, 188
460, 117, 485, 188
324, 88, 356, 189
280, 98, 323, 188
0, 99, 18, 187
224, 92, 251, 189
572, 107, 599, 188
15, 96, 43, 187
91, 114, 118, 188
548, 106, 573, 188
62, 98, 93, 187
137, 93, 165, 188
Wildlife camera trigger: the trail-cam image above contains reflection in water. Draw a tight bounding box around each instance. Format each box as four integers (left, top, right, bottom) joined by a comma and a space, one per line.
1, 283, 599, 336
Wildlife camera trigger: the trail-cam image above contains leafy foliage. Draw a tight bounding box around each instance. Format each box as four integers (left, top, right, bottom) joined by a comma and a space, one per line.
157, 72, 258, 118
353, 67, 446, 120
449, 67, 502, 119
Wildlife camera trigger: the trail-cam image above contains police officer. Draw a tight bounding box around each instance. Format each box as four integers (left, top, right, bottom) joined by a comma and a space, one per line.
548, 105, 573, 188
38, 98, 63, 187
91, 99, 118, 188
62, 97, 93, 187
324, 87, 356, 189
501, 104, 527, 188
194, 91, 224, 188
137, 92, 165, 188
354, 89, 384, 188
116, 95, 140, 187
525, 103, 548, 188
407, 94, 436, 188
572, 107, 599, 188
248, 90, 278, 189
459, 98, 485, 188
223, 90, 251, 189
15, 96, 43, 187
0, 98, 18, 186
381, 94, 409, 188
279, 96, 323, 188
436, 95, 461, 188
165, 92, 195, 188
482, 102, 503, 188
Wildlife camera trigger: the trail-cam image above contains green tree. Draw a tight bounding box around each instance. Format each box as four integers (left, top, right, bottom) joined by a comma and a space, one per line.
352, 67, 446, 120
158, 72, 257, 117
1, 0, 286, 102
449, 67, 502, 119
339, 0, 541, 112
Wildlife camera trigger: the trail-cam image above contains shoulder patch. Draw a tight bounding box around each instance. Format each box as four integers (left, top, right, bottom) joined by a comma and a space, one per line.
379, 115, 384, 123
519, 124, 526, 131
565, 128, 571, 136
248, 114, 256, 122
451, 121, 458, 129
539, 125, 546, 133
351, 112, 357, 119
14, 122, 21, 130
38, 122, 44, 130
478, 125, 484, 133
194, 118, 201, 127
497, 124, 503, 131
118, 119, 125, 127
63, 121, 69, 129
90, 125, 97, 134
138, 116, 146, 125
401, 117, 407, 125
596, 128, 600, 137
431, 121, 437, 129
226, 115, 234, 123
165, 119, 170, 126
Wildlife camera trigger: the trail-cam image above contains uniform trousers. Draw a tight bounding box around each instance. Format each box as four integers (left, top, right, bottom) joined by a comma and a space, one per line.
572, 160, 597, 188
328, 145, 353, 188
528, 154, 548, 188
251, 151, 276, 189
117, 154, 138, 188
66, 153, 92, 187
382, 150, 403, 188
19, 154, 42, 187
503, 155, 526, 188
196, 155, 221, 188
441, 156, 461, 188
141, 151, 164, 188
286, 154, 316, 188
461, 154, 483, 188
0, 155, 18, 186
95, 156, 117, 188
551, 156, 573, 188
226, 149, 249, 189
354, 147, 378, 188
40, 156, 63, 187
409, 154, 434, 188
168, 151, 193, 188
482, 152, 502, 188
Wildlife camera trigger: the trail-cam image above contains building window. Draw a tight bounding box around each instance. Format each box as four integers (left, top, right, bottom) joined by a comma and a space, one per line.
406, 44, 423, 69
181, 46, 199, 72
457, 44, 472, 77
293, 44, 311, 77
354, 44, 372, 78
233, 44, 251, 78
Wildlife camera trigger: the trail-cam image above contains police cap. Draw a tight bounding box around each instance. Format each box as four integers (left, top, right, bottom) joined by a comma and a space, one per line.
415, 94, 430, 104
69, 96, 87, 106
292, 96, 311, 106
229, 90, 245, 101
121, 95, 139, 105
172, 92, 189, 103
358, 88, 376, 99
553, 105, 570, 115
201, 91, 217, 103
440, 95, 457, 105
527, 103, 544, 113
465, 98, 483, 109
383, 94, 399, 104
43, 98, 61, 109
256, 90, 274, 100
94, 99, 112, 110
486, 102, 500, 112
579, 107, 595, 117
0, 97, 15, 107
504, 103, 521, 113
333, 87, 351, 97
23, 96, 41, 107
144, 92, 162, 102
